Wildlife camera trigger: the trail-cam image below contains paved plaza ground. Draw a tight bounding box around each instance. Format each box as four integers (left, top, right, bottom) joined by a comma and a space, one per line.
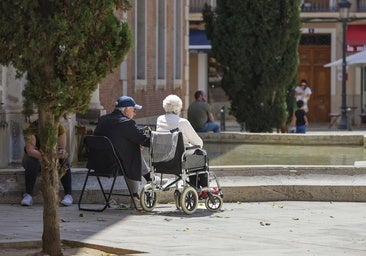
1, 123, 366, 255
1, 201, 366, 255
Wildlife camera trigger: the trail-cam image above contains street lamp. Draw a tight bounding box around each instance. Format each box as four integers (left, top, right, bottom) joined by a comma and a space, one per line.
338, 0, 351, 129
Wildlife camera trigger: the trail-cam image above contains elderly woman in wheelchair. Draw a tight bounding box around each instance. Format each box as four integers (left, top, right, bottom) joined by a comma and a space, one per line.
139, 95, 223, 214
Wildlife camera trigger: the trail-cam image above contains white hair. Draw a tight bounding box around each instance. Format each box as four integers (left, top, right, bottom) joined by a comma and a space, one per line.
163, 95, 182, 115
116, 107, 126, 113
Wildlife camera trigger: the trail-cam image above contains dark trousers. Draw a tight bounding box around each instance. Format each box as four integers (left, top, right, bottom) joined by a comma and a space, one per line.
22, 156, 72, 196
189, 149, 208, 187
189, 172, 208, 188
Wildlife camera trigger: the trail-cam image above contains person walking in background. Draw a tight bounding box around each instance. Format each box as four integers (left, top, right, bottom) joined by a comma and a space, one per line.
295, 79, 312, 113
187, 90, 220, 133
21, 119, 73, 206
295, 100, 309, 133
289, 79, 312, 132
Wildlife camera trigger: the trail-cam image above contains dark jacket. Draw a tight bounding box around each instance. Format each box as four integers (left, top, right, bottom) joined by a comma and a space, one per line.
94, 109, 150, 181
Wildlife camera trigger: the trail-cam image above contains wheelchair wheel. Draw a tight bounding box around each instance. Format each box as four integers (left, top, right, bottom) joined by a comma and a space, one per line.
205, 194, 223, 212
140, 184, 157, 212
180, 186, 198, 215
174, 189, 181, 210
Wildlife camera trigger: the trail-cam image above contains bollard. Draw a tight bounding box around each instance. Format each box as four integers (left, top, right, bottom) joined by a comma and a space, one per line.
240, 122, 246, 132
220, 106, 226, 131
0, 103, 8, 128
346, 107, 352, 131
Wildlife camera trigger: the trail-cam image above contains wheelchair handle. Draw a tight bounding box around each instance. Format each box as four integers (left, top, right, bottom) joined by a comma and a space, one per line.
185, 145, 201, 150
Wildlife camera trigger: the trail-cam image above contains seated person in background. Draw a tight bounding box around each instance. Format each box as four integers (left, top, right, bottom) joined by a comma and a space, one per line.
21, 119, 73, 206
157, 94, 218, 195
187, 90, 220, 133
94, 96, 152, 208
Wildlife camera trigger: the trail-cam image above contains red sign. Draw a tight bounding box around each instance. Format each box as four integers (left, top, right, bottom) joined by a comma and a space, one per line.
347, 44, 366, 53
346, 25, 366, 53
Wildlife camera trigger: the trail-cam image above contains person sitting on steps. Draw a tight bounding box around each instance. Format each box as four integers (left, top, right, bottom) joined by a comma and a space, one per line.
21, 118, 73, 206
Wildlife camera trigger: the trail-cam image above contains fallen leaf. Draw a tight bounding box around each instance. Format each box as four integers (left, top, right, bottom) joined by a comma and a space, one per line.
260, 221, 271, 226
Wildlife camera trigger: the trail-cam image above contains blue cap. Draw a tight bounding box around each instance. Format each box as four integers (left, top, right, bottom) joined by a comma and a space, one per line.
115, 96, 142, 109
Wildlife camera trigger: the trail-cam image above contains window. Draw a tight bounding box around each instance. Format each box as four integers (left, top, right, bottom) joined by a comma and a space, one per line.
0, 66, 3, 104
135, 0, 147, 90
156, 0, 166, 89
173, 0, 183, 89
300, 34, 331, 45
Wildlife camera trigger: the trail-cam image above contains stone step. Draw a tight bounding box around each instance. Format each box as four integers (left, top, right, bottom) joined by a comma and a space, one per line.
1, 165, 366, 205
200, 132, 366, 146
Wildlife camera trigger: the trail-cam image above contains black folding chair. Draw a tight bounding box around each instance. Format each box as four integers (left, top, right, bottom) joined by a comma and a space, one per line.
78, 135, 137, 211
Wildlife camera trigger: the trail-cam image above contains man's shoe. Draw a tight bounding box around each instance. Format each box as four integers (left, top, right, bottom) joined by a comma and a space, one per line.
61, 194, 73, 206
151, 176, 170, 186
161, 178, 169, 185
130, 196, 142, 210
153, 175, 161, 184
21, 193, 33, 206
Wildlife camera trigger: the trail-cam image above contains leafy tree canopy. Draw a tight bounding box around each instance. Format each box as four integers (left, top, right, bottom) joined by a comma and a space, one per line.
0, 0, 132, 118
0, 1, 132, 254
203, 0, 301, 132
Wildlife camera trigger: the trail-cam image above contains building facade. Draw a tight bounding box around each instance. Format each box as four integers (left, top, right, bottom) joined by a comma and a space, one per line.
0, 0, 190, 167
189, 0, 366, 125
1, 0, 366, 167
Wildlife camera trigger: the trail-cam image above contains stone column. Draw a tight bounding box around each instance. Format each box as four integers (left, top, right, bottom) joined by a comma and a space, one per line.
77, 85, 106, 124
197, 53, 208, 94
0, 66, 26, 167
0, 66, 9, 167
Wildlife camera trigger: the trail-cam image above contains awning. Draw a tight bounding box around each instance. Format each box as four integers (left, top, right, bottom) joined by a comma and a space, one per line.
189, 30, 211, 53
347, 25, 366, 53
324, 50, 366, 67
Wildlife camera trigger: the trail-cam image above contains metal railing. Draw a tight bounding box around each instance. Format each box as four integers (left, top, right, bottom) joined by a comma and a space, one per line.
189, 0, 366, 13
301, 0, 338, 12
301, 0, 366, 12
190, 0, 216, 13
357, 0, 366, 11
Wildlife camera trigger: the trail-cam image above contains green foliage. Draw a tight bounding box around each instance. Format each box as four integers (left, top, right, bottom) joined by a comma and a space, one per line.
203, 0, 301, 132
202, 3, 215, 40
0, 0, 133, 118
0, 1, 132, 254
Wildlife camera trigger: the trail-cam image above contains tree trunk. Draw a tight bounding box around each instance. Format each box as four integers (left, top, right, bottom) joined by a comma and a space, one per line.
39, 111, 63, 256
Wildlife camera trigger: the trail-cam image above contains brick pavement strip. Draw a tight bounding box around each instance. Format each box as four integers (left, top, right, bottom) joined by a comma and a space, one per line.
1, 202, 366, 255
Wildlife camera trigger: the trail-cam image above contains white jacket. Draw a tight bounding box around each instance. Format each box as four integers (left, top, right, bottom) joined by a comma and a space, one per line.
156, 113, 203, 148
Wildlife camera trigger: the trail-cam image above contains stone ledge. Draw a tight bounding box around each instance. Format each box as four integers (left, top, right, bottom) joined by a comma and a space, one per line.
211, 165, 366, 176
2, 167, 366, 204
224, 185, 366, 202
200, 132, 366, 146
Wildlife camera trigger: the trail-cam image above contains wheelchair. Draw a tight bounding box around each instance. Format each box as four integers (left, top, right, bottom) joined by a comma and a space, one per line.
139, 131, 223, 214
